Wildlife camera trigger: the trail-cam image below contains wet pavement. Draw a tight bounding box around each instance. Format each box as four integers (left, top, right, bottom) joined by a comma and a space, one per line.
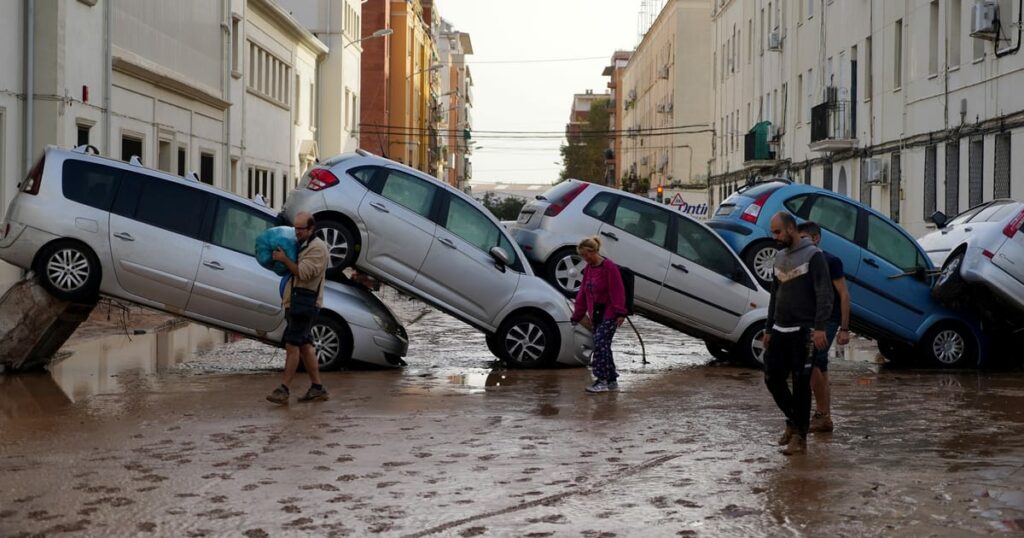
2, 288, 1024, 537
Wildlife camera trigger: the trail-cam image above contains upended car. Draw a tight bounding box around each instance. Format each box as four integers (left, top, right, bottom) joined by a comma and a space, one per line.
707, 179, 986, 368
919, 199, 1024, 323
0, 145, 408, 370
507, 179, 770, 365
280, 151, 593, 369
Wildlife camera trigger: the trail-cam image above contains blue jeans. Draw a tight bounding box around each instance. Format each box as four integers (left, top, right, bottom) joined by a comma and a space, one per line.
811, 320, 840, 372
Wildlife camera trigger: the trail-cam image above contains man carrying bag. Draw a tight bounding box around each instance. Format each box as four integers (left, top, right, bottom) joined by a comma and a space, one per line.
266, 212, 330, 404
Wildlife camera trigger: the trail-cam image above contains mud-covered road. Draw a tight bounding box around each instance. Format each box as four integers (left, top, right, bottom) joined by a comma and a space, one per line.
2, 289, 1024, 537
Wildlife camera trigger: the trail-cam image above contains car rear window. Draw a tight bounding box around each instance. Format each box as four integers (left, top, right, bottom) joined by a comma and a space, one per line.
62, 160, 121, 211
737, 181, 786, 199
974, 201, 1020, 222
538, 181, 584, 203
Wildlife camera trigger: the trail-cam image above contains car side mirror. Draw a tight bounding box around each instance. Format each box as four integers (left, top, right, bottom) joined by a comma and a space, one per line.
489, 246, 510, 269
930, 210, 948, 229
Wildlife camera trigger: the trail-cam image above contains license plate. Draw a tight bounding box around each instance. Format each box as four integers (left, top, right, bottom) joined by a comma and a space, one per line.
517, 211, 534, 224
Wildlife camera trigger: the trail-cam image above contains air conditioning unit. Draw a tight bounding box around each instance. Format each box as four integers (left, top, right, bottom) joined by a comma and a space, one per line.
971, 0, 999, 40
628, 89, 637, 100
864, 158, 888, 185
658, 65, 670, 79
656, 103, 666, 113
665, 102, 674, 113
767, 30, 782, 51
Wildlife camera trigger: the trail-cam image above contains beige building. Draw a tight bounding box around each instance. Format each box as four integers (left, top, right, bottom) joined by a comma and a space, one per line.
0, 0, 326, 291
711, 0, 1024, 238
436, 18, 473, 189
621, 0, 714, 197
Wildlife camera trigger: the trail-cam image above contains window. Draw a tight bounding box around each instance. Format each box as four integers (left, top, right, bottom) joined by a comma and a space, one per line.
969, 138, 984, 208
309, 82, 316, 128
133, 176, 207, 239
247, 41, 291, 106
950, 0, 962, 67
865, 36, 873, 100
946, 141, 961, 216
890, 153, 901, 223
121, 135, 142, 163
583, 193, 616, 221
924, 145, 937, 218
211, 200, 275, 256
177, 147, 187, 177
231, 16, 241, 75
929, 2, 939, 76
783, 194, 813, 216
347, 166, 379, 186
760, 8, 765, 54
894, 19, 903, 89
380, 170, 436, 218
805, 68, 813, 121
200, 152, 215, 185
995, 133, 1011, 198
807, 196, 858, 241
294, 74, 301, 125
61, 161, 120, 211
611, 198, 670, 248
748, 19, 753, 63
247, 167, 274, 208
674, 216, 739, 278
158, 140, 172, 172
797, 74, 803, 123
76, 124, 91, 147
442, 195, 518, 268
866, 214, 924, 271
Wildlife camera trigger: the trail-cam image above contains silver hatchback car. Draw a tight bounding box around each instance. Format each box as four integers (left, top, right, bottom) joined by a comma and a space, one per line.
508, 179, 770, 365
280, 151, 593, 368
0, 146, 408, 370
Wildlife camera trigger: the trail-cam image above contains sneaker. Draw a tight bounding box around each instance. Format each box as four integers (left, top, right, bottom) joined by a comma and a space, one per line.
266, 385, 289, 405
777, 423, 795, 446
809, 412, 834, 433
585, 381, 609, 393
607, 380, 620, 391
780, 434, 807, 456
298, 385, 329, 402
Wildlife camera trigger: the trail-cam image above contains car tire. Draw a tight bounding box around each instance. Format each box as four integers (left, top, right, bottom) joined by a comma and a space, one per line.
734, 320, 768, 367
877, 339, 914, 363
704, 341, 733, 362
35, 240, 101, 303
932, 250, 966, 303
743, 241, 778, 288
485, 333, 503, 358
919, 322, 976, 368
316, 219, 358, 278
310, 315, 353, 371
544, 247, 585, 298
494, 313, 559, 368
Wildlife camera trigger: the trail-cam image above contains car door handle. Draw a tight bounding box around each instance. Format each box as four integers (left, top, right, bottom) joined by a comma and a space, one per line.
370, 202, 390, 213
671, 262, 689, 273
600, 231, 619, 241
113, 232, 135, 242
865, 258, 879, 268
437, 237, 457, 249
203, 261, 224, 271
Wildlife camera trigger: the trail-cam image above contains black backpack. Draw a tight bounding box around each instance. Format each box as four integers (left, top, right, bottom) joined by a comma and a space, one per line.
618, 265, 635, 316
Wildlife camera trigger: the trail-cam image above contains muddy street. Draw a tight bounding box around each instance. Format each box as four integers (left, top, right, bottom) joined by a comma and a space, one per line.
2, 292, 1024, 537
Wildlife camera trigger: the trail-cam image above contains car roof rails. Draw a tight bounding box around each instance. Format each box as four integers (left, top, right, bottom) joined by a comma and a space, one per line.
252, 193, 268, 207
737, 176, 792, 193
185, 171, 201, 182
355, 148, 376, 157
72, 144, 101, 155
128, 155, 143, 166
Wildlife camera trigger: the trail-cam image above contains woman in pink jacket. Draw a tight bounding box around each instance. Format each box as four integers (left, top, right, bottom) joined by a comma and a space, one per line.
570, 236, 627, 393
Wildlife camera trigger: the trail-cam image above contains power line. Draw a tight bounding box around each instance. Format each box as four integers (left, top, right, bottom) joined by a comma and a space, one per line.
358, 122, 713, 135
466, 55, 608, 65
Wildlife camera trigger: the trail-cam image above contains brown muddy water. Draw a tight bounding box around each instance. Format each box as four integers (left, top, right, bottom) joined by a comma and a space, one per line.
2, 293, 1024, 537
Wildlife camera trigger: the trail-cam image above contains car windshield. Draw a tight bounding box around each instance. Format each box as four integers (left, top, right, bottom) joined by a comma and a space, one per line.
536, 181, 581, 202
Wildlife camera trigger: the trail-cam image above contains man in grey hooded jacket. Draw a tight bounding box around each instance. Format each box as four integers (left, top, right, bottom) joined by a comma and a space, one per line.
763, 211, 834, 455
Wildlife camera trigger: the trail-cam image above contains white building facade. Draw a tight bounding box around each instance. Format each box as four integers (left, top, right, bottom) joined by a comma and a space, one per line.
710, 0, 1024, 238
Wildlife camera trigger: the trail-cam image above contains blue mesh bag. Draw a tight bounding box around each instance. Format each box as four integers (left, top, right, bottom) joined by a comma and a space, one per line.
255, 226, 297, 276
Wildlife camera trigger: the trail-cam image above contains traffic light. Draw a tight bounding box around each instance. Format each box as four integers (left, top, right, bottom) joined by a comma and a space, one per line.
656, 185, 664, 203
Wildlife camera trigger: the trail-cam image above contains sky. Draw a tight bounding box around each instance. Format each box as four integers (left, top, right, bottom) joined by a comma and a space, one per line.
436, 0, 645, 185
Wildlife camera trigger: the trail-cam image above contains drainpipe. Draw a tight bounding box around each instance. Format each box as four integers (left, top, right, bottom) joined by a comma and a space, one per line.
103, 0, 112, 156
23, 0, 34, 175
995, 0, 1024, 58
222, 0, 231, 190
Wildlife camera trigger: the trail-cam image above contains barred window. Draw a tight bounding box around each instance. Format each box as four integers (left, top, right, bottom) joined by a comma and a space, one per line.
946, 140, 960, 216
969, 138, 984, 208
889, 152, 901, 223
995, 133, 1011, 198
924, 145, 937, 219
247, 41, 291, 107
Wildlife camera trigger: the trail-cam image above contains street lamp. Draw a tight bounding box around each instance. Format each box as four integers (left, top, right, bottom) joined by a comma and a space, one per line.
406, 63, 443, 79
342, 28, 393, 49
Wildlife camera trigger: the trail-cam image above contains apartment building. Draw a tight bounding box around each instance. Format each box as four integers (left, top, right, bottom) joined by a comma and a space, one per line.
710, 0, 1024, 238
603, 50, 633, 188
621, 0, 714, 196
436, 18, 474, 189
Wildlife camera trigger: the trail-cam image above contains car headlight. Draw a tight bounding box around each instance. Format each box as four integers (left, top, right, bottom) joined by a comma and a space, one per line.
372, 314, 397, 334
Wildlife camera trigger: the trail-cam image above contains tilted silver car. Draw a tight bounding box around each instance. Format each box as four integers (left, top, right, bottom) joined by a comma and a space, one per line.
0, 146, 408, 370
280, 151, 594, 368
919, 199, 1024, 318
507, 179, 770, 365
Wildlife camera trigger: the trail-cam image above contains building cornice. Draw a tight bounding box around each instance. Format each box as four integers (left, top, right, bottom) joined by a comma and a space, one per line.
112, 47, 231, 110
250, 0, 329, 56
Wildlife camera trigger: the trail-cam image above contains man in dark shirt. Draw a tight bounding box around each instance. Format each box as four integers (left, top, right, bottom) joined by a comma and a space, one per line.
764, 212, 834, 455
798, 221, 851, 434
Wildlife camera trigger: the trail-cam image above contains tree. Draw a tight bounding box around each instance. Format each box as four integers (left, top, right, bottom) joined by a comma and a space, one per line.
480, 192, 527, 221
559, 98, 610, 183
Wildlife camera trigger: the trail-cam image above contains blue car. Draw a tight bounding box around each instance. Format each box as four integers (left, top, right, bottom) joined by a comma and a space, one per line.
707, 179, 984, 368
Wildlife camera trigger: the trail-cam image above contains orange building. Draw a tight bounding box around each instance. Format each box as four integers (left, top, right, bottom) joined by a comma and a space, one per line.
388, 0, 438, 171
603, 50, 633, 188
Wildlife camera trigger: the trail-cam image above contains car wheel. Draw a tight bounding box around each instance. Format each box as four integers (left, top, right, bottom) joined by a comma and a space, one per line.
920, 322, 976, 368
877, 339, 914, 363
704, 341, 733, 362
494, 313, 559, 368
316, 219, 357, 277
485, 333, 503, 358
932, 251, 966, 303
743, 241, 778, 288
36, 240, 101, 303
544, 247, 585, 298
310, 315, 353, 371
734, 321, 768, 367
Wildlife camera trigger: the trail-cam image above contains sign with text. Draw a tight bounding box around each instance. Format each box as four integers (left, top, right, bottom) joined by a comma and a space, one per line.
665, 190, 711, 220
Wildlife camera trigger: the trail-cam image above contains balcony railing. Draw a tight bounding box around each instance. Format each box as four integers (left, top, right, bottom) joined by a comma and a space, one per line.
744, 121, 777, 165
809, 99, 857, 152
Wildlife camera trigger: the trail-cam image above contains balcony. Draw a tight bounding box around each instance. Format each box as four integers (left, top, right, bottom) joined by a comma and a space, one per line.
809, 99, 857, 152
743, 121, 781, 169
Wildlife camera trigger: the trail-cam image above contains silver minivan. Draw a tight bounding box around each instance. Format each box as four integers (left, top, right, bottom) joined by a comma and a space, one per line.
280, 151, 593, 368
508, 180, 770, 364
0, 146, 408, 370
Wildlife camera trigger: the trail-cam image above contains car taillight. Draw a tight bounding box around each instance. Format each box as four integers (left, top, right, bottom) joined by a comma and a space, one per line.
544, 183, 589, 217
740, 191, 774, 224
1, 223, 8, 240
983, 249, 995, 259
1003, 208, 1024, 238
20, 155, 45, 195
306, 168, 339, 191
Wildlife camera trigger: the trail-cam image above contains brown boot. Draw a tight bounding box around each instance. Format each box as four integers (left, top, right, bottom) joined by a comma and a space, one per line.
781, 434, 806, 456
777, 423, 795, 446
808, 411, 834, 433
